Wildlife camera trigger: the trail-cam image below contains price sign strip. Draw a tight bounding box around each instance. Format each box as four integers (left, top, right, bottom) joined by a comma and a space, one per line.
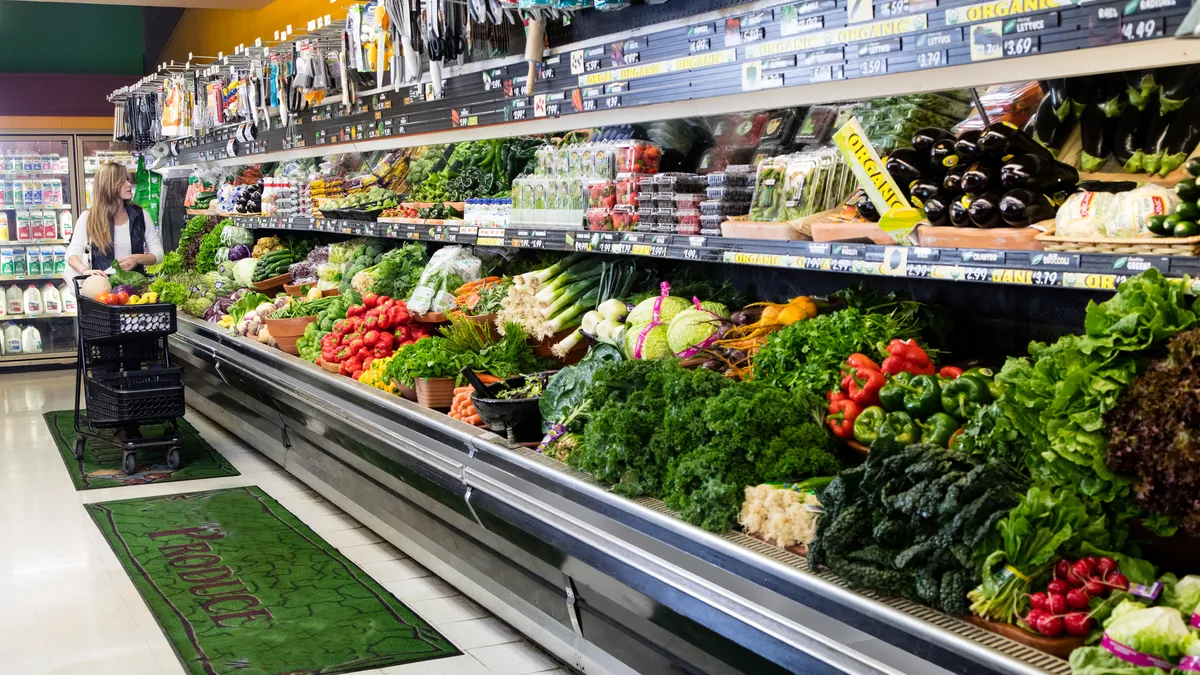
228, 216, 1200, 293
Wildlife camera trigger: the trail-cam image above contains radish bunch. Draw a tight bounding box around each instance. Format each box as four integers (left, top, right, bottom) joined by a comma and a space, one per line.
1024, 556, 1130, 638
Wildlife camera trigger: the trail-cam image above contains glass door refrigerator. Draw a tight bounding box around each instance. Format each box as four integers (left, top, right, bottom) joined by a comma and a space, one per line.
76, 135, 137, 212
0, 135, 78, 370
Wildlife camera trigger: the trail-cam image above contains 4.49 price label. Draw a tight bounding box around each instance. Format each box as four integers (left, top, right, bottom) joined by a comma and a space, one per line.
1121, 15, 1162, 40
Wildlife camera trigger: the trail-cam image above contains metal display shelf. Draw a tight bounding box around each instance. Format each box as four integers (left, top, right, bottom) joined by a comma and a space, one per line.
169, 314, 1071, 675
0, 312, 76, 321
0, 275, 66, 283
236, 214, 1200, 294
0, 350, 75, 368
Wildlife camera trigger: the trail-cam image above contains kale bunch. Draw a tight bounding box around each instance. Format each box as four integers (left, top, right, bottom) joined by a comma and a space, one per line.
808, 444, 1027, 615
1106, 327, 1200, 535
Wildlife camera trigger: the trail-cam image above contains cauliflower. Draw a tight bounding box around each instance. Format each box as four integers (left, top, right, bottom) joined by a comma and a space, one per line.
738, 485, 822, 551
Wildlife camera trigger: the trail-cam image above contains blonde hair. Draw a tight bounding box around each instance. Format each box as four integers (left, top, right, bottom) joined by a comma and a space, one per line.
86, 162, 130, 255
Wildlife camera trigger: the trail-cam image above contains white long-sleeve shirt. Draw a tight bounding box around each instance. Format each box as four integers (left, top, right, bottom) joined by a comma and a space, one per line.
65, 208, 164, 282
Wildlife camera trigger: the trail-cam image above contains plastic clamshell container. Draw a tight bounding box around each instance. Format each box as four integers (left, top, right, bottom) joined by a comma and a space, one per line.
612, 205, 638, 231
616, 173, 647, 206
675, 209, 701, 235
584, 179, 617, 209
613, 140, 661, 174
706, 166, 755, 187
586, 207, 615, 231
673, 193, 705, 210
700, 199, 751, 217
706, 185, 754, 201
655, 173, 706, 194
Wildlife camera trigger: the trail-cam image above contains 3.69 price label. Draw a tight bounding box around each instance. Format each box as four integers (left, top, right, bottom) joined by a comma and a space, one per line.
1003, 35, 1039, 57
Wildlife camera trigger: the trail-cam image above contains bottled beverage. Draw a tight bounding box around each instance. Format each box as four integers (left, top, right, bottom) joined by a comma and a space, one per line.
40, 283, 60, 314
60, 211, 74, 240
20, 326, 41, 354
3, 323, 22, 354
60, 282, 76, 313
5, 286, 21, 314
22, 284, 42, 315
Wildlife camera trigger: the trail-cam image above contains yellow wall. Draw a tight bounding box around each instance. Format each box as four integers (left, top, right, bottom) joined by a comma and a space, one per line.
0, 117, 113, 131
162, 0, 342, 65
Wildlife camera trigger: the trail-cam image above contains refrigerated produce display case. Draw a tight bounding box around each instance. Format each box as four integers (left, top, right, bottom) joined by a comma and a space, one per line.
0, 136, 79, 370
76, 135, 136, 211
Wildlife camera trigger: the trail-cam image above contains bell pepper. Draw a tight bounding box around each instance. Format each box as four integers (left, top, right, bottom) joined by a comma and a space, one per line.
843, 364, 885, 407
878, 372, 911, 412
941, 374, 993, 421
964, 367, 1006, 399
919, 412, 959, 447
939, 366, 963, 379
362, 292, 379, 309
881, 339, 935, 376
883, 408, 916, 444
853, 406, 887, 445
347, 304, 365, 319
826, 399, 861, 440
846, 353, 881, 372
882, 411, 920, 446
901, 374, 942, 418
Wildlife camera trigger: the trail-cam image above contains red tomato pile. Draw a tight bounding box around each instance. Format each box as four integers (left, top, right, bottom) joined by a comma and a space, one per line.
95, 291, 129, 306
319, 293, 429, 380
1023, 556, 1130, 638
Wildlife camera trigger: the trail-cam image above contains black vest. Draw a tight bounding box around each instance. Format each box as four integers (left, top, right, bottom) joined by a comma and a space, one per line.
89, 203, 147, 275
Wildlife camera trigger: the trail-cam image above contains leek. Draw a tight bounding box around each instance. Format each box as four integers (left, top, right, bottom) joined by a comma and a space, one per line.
541, 278, 599, 318
552, 327, 586, 358
546, 288, 599, 335
519, 252, 588, 285
533, 265, 603, 305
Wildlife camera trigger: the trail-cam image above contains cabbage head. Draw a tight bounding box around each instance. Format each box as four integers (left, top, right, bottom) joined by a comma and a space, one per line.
624, 322, 673, 360
667, 308, 722, 355
627, 295, 690, 326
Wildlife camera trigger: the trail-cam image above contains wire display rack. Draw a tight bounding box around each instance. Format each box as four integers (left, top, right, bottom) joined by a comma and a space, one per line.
71, 277, 184, 474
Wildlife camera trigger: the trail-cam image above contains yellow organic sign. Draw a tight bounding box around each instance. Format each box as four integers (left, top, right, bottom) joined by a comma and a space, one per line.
944, 0, 1075, 24
744, 15, 927, 58
834, 118, 921, 245
577, 49, 738, 87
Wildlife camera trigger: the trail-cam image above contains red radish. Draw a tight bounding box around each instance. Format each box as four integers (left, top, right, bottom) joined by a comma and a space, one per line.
1067, 568, 1087, 588
1084, 556, 1100, 569
1025, 609, 1049, 630
1048, 579, 1070, 595
1038, 614, 1065, 637
1107, 573, 1130, 590
1055, 559, 1073, 581
1095, 558, 1118, 579
1048, 592, 1068, 615
1030, 592, 1050, 613
1067, 587, 1091, 610
1074, 559, 1095, 578
1064, 612, 1094, 637
1084, 578, 1106, 597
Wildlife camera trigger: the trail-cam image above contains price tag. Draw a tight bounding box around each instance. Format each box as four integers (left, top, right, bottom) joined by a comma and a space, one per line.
916, 49, 947, 69
630, 243, 668, 257
1002, 34, 1040, 57
961, 267, 990, 282
857, 57, 887, 76
1121, 15, 1162, 40
1032, 270, 1060, 286
723, 251, 795, 268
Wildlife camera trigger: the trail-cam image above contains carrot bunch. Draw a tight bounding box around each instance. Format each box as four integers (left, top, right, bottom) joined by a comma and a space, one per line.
450, 387, 484, 426
454, 277, 504, 311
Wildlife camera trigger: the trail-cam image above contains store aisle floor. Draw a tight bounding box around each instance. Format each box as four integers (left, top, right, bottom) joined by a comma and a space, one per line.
0, 371, 572, 675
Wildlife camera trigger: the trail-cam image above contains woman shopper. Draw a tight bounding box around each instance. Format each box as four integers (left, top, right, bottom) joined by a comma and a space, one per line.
66, 162, 164, 281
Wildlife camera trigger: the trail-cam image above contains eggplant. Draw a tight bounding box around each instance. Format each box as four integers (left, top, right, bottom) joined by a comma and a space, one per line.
1065, 76, 1093, 118
912, 127, 955, 156
1032, 92, 1076, 156
1141, 102, 1176, 175
1092, 73, 1127, 118
924, 196, 949, 227
885, 148, 929, 187
1125, 70, 1160, 110
1001, 153, 1080, 190
978, 121, 1054, 160
967, 191, 1004, 228
948, 197, 972, 227
1158, 94, 1200, 176
1079, 103, 1116, 173
1077, 180, 1138, 193
961, 156, 1002, 193
1156, 64, 1200, 113
1113, 100, 1151, 172
909, 179, 942, 208
999, 188, 1057, 226
929, 137, 960, 169
855, 192, 881, 221
942, 164, 967, 197
955, 129, 985, 165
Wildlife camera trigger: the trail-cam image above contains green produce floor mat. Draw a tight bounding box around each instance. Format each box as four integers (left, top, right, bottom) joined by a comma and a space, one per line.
44, 410, 240, 490
87, 486, 460, 675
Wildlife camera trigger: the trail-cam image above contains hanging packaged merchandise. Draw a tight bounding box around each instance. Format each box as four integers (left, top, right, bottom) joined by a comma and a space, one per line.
161, 77, 186, 138
347, 4, 365, 72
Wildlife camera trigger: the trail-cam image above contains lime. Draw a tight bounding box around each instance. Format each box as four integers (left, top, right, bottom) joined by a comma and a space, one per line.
1173, 220, 1200, 238
1177, 178, 1200, 202
1147, 214, 1170, 235
1177, 200, 1200, 222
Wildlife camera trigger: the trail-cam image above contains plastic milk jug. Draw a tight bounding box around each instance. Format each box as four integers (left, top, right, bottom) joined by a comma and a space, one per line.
20, 326, 41, 354
41, 283, 60, 314
22, 285, 41, 315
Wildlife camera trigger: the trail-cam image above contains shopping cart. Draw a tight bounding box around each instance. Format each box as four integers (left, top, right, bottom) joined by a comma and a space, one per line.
71, 277, 184, 474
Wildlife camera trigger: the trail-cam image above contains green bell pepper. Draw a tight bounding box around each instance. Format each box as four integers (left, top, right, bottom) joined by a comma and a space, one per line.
853, 406, 888, 445
878, 372, 911, 412
941, 374, 993, 420
883, 411, 920, 446
964, 367, 1006, 399
902, 374, 943, 418
919, 412, 959, 447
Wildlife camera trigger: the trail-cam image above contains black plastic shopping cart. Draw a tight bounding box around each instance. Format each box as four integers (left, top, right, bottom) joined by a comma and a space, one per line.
72, 277, 185, 474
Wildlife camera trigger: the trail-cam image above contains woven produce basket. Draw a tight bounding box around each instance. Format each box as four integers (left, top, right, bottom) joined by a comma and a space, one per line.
1036, 224, 1200, 256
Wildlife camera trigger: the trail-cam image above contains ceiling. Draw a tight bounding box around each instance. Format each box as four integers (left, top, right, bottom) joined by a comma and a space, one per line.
7, 0, 270, 7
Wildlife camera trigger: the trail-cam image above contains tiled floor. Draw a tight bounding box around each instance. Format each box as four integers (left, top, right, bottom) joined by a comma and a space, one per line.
0, 370, 572, 675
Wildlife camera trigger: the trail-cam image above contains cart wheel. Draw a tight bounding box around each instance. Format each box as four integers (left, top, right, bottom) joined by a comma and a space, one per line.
122, 452, 137, 475
73, 437, 86, 460
167, 448, 181, 470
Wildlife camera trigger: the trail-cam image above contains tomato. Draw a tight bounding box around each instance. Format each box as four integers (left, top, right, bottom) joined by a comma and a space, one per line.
115, 291, 130, 305
95, 292, 111, 305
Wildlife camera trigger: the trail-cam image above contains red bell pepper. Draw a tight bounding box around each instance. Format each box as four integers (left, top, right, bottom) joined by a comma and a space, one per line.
377, 296, 391, 306
347, 304, 364, 319
333, 319, 347, 334
362, 293, 379, 309
844, 366, 885, 407
882, 339, 936, 376
363, 330, 380, 347
373, 343, 392, 358
348, 338, 365, 355
826, 399, 861, 439
939, 366, 963, 379
377, 331, 395, 350
847, 353, 881, 372
335, 346, 351, 362
827, 389, 847, 404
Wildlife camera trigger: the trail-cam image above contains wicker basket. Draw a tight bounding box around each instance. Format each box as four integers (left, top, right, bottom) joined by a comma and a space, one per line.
250, 273, 291, 293
1036, 224, 1200, 256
